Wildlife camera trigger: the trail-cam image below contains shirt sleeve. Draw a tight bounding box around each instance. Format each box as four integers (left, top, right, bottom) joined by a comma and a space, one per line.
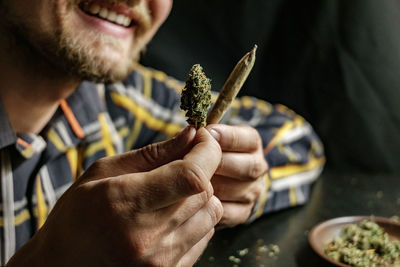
107, 66, 325, 223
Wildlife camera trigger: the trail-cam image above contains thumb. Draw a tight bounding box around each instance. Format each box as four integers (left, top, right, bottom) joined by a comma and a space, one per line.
91, 126, 196, 177
130, 126, 197, 171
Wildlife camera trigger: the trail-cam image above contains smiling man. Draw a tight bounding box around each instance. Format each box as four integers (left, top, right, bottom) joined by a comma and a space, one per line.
0, 0, 324, 266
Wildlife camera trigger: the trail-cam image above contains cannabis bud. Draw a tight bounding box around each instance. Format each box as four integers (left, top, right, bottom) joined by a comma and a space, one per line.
180, 64, 212, 129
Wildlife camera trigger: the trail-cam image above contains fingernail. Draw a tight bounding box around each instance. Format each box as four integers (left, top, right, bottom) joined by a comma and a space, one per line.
187, 126, 196, 140
209, 129, 220, 142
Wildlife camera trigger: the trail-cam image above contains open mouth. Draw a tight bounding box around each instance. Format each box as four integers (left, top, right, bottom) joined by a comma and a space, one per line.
78, 2, 136, 28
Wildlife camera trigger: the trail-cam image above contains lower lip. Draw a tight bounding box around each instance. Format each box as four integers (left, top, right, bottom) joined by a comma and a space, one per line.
74, 6, 135, 39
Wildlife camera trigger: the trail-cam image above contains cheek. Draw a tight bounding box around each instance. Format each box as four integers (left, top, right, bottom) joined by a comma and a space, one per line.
149, 0, 172, 26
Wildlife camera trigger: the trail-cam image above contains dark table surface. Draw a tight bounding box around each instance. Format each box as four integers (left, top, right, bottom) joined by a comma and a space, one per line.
195, 172, 400, 267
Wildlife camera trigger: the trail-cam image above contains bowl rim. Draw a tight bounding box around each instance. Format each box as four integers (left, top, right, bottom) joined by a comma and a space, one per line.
308, 216, 400, 267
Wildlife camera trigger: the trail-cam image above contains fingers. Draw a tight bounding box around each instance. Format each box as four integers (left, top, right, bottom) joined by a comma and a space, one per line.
112, 127, 222, 211
205, 124, 268, 180
80, 127, 196, 182
215, 151, 268, 180
129, 196, 221, 267
218, 202, 253, 228
159, 191, 211, 231
212, 175, 263, 203
173, 196, 222, 260
206, 124, 261, 152
182, 127, 222, 180
102, 126, 197, 175
129, 126, 196, 172
176, 229, 215, 267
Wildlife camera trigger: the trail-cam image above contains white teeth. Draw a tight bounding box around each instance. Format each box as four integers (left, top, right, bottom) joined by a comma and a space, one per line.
98, 8, 108, 19
89, 4, 100, 14
107, 11, 117, 22
84, 4, 132, 27
116, 14, 125, 25
124, 17, 132, 27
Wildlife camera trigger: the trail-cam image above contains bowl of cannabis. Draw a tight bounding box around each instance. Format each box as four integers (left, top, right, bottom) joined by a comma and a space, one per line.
309, 216, 400, 267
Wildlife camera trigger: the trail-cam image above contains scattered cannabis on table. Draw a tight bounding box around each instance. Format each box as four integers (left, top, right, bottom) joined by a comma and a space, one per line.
325, 220, 400, 267
180, 64, 211, 129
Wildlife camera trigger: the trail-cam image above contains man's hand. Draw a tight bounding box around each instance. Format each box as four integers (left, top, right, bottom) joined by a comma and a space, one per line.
7, 127, 223, 267
206, 124, 268, 228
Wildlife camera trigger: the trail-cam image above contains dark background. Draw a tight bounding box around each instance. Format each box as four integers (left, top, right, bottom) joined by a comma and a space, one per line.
141, 0, 400, 173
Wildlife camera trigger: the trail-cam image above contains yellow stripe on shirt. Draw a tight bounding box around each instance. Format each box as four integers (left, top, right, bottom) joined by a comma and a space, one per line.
47, 129, 67, 152
98, 113, 116, 156
264, 120, 294, 154
264, 115, 305, 155
270, 157, 326, 180
66, 148, 78, 180
0, 209, 31, 227
111, 92, 182, 136
125, 69, 152, 149
36, 174, 48, 229
20, 147, 35, 158
289, 187, 297, 206
83, 140, 106, 158
253, 174, 271, 219
256, 100, 272, 115
241, 96, 254, 109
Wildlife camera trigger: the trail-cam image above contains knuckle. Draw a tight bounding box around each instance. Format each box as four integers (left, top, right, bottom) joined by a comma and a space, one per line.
220, 207, 250, 228
138, 142, 162, 166
92, 157, 107, 167
239, 209, 251, 224
167, 216, 180, 230
217, 155, 226, 173
241, 125, 262, 151
198, 190, 211, 206
245, 179, 264, 203
129, 245, 152, 266
84, 158, 108, 176
208, 197, 223, 224
134, 246, 173, 267
230, 130, 240, 150
179, 161, 209, 194
254, 130, 263, 150
89, 180, 123, 215
208, 133, 222, 157
129, 233, 166, 266
254, 179, 264, 198
248, 156, 268, 179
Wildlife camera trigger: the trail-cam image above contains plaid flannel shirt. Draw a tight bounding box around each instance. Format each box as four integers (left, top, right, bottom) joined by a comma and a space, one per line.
0, 65, 325, 264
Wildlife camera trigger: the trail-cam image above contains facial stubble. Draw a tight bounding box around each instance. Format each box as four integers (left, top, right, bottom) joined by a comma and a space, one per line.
0, 0, 152, 83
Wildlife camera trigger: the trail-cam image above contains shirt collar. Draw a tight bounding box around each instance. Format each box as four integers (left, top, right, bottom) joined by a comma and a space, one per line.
0, 81, 103, 153
40, 81, 106, 160
0, 98, 17, 149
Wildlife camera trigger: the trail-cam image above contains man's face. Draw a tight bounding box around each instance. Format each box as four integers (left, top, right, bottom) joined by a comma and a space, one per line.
1, 0, 172, 82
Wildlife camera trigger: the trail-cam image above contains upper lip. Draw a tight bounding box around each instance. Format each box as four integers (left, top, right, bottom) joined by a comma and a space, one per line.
99, 2, 137, 20
79, 0, 140, 22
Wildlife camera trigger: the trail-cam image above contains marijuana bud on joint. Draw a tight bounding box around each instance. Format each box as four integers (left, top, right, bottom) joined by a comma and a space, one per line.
180, 64, 212, 129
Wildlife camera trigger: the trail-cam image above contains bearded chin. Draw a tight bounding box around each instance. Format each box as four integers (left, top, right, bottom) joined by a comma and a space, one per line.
57, 30, 137, 83
0, 0, 149, 84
